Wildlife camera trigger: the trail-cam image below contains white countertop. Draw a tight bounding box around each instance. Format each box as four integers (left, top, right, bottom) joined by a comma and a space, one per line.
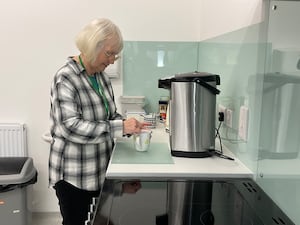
106, 124, 253, 180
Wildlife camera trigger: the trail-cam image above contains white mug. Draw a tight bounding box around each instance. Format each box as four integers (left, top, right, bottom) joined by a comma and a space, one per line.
133, 129, 152, 151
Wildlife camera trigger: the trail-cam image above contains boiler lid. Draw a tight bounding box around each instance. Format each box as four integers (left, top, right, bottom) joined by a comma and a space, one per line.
158, 71, 220, 90
158, 71, 220, 95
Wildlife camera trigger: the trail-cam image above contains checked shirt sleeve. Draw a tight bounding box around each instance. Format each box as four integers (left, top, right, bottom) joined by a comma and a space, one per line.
51, 75, 118, 144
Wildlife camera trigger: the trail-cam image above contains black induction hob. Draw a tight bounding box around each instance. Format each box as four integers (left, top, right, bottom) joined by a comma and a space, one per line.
88, 179, 294, 225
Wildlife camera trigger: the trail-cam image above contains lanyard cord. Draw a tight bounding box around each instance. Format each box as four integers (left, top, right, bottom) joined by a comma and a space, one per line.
79, 55, 110, 119
95, 77, 110, 119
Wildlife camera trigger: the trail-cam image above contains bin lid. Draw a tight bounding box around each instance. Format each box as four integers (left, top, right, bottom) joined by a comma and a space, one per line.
0, 157, 37, 185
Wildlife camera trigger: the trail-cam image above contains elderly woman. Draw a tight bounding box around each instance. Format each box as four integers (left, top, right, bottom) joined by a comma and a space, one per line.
49, 18, 144, 225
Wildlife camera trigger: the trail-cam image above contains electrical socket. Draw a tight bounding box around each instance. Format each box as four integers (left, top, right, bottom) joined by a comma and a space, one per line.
218, 104, 226, 115
238, 106, 249, 141
225, 109, 233, 128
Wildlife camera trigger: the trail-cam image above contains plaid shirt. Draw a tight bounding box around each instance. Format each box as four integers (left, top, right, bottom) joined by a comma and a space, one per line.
49, 57, 123, 191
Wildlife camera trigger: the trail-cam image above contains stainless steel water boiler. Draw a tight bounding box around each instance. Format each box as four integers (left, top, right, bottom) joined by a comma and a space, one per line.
159, 72, 220, 157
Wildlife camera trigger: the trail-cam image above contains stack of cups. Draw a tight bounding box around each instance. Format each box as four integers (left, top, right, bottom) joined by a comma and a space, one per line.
143, 113, 156, 129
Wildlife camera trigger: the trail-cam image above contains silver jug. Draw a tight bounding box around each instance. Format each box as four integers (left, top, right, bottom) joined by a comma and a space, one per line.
159, 72, 220, 157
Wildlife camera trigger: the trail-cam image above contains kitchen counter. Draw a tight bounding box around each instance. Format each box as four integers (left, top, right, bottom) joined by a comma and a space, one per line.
106, 124, 253, 180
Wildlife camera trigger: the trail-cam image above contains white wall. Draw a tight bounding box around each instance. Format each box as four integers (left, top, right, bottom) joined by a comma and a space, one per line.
0, 0, 263, 212
199, 0, 263, 41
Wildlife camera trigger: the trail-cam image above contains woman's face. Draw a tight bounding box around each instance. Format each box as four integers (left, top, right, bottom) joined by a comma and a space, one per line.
91, 39, 120, 73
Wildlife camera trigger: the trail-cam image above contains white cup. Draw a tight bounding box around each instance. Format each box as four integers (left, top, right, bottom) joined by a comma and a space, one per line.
133, 129, 152, 151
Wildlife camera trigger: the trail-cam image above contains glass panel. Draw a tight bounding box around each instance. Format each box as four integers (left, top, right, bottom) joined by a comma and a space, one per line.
256, 1, 300, 224
197, 24, 268, 173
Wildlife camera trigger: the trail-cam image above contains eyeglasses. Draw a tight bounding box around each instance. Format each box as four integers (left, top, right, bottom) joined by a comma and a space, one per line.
104, 51, 120, 60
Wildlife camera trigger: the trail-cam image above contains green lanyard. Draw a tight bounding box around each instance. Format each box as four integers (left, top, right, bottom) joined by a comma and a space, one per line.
79, 55, 110, 119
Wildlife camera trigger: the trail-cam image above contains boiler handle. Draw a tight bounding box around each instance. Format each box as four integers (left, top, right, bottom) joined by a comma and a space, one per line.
195, 78, 220, 95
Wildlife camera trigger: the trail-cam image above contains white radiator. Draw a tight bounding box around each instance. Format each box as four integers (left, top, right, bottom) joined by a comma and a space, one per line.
0, 123, 27, 157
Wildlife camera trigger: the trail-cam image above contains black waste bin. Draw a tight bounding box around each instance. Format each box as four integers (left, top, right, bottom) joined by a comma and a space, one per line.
0, 157, 37, 225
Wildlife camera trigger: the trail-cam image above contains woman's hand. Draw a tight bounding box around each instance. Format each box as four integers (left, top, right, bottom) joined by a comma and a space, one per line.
123, 117, 149, 135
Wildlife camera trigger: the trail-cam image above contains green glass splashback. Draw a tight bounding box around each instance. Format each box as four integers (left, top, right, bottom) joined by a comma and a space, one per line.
123, 41, 198, 113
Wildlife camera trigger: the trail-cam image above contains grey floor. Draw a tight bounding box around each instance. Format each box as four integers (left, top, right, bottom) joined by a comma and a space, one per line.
32, 212, 62, 225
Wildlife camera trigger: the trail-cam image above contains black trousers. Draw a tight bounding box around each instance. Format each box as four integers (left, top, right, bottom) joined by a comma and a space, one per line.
54, 180, 100, 225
